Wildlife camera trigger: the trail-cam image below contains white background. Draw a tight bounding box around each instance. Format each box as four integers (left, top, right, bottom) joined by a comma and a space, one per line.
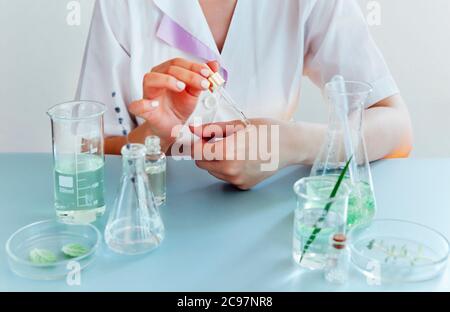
0, 0, 449, 157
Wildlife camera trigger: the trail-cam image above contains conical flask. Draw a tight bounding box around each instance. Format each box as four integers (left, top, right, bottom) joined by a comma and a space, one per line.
310, 77, 376, 228
105, 144, 165, 255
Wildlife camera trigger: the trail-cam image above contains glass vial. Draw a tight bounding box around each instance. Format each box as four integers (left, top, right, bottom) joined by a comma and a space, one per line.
324, 234, 350, 284
105, 144, 165, 255
207, 72, 251, 127
145, 136, 167, 207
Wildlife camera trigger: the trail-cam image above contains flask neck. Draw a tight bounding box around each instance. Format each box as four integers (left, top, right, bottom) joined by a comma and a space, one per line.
123, 157, 146, 175
121, 144, 147, 175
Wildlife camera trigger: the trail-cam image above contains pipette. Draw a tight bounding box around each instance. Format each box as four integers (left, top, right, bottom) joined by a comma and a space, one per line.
207, 72, 251, 127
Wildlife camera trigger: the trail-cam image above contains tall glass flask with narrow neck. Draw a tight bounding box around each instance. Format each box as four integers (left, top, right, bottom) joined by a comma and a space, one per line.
310, 78, 376, 228
105, 144, 165, 255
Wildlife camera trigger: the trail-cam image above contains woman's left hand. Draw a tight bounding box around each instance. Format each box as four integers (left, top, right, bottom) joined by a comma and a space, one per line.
190, 119, 301, 190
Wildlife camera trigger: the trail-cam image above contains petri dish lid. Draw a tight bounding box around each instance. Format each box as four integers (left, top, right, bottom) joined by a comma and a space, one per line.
5, 219, 101, 280
349, 219, 450, 284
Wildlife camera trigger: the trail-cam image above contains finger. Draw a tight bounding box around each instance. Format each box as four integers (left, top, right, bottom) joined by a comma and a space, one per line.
154, 58, 213, 78
191, 138, 226, 161
167, 65, 211, 91
195, 159, 221, 173
191, 135, 236, 161
207, 61, 221, 73
189, 120, 246, 139
143, 72, 186, 99
185, 86, 202, 98
206, 170, 232, 183
128, 99, 160, 119
196, 160, 241, 182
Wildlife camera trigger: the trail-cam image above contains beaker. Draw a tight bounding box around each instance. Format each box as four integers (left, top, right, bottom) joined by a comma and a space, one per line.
293, 176, 350, 270
47, 101, 106, 225
310, 79, 376, 228
105, 144, 165, 255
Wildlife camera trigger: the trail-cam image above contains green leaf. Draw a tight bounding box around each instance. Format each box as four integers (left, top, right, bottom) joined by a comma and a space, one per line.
299, 156, 353, 263
29, 248, 57, 264
62, 243, 90, 258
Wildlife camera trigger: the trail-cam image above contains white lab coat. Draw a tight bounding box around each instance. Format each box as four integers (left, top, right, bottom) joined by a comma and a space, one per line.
76, 0, 398, 137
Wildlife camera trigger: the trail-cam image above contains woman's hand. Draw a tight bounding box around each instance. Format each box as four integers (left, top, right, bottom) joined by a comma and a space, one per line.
190, 119, 304, 190
128, 58, 220, 152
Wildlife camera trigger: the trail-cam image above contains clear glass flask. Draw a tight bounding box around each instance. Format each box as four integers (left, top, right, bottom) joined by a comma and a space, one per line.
47, 101, 106, 225
293, 176, 350, 270
105, 144, 165, 255
310, 78, 376, 228
145, 136, 166, 207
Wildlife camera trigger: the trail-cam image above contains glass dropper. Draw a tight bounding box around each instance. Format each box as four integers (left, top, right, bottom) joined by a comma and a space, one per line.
207, 72, 251, 127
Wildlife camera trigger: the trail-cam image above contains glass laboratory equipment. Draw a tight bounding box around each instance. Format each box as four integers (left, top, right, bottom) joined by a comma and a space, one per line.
145, 136, 167, 207
349, 219, 450, 284
293, 176, 350, 270
190, 71, 250, 128
310, 78, 376, 228
47, 101, 106, 225
324, 234, 350, 284
6, 219, 100, 280
105, 144, 165, 255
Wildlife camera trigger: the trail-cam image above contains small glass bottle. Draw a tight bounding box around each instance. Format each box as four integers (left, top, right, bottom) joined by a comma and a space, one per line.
324, 234, 350, 284
207, 72, 251, 127
145, 136, 166, 207
105, 144, 165, 255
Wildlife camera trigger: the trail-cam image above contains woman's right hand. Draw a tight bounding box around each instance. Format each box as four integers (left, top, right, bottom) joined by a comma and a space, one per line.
128, 58, 220, 152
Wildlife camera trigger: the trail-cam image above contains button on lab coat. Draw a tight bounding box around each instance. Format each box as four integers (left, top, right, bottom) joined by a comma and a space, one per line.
77, 0, 398, 137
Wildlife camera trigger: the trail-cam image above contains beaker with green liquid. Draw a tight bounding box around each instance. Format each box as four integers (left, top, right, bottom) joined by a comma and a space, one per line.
47, 101, 106, 224
310, 78, 376, 228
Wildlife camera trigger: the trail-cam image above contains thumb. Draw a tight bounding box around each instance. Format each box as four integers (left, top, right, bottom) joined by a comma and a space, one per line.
128, 99, 160, 120
189, 120, 246, 139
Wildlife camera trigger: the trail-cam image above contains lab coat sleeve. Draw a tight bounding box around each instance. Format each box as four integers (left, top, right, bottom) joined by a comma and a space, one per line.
303, 0, 399, 106
76, 0, 133, 137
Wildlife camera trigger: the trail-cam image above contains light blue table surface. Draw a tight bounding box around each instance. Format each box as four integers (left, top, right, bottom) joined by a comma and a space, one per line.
0, 154, 449, 291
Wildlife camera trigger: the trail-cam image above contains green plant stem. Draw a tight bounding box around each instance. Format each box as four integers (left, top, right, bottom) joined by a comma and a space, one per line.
299, 156, 353, 263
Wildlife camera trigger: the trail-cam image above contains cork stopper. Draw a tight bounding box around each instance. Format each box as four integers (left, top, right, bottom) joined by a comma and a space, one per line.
331, 234, 347, 250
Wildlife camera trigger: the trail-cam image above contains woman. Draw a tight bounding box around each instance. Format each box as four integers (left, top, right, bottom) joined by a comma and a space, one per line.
77, 0, 413, 190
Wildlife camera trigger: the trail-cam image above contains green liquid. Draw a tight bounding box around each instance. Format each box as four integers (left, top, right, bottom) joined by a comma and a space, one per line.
347, 182, 376, 228
54, 154, 105, 224
310, 171, 376, 228
293, 209, 343, 270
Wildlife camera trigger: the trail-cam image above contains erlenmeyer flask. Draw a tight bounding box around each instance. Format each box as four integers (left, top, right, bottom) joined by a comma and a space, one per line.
105, 144, 165, 255
311, 78, 376, 228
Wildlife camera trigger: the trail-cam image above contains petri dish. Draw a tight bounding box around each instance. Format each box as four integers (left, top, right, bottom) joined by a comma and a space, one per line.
349, 219, 449, 284
5, 220, 100, 280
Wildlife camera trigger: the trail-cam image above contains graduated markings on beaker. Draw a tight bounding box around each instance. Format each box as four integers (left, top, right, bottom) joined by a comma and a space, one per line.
75, 147, 101, 207
54, 153, 105, 212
